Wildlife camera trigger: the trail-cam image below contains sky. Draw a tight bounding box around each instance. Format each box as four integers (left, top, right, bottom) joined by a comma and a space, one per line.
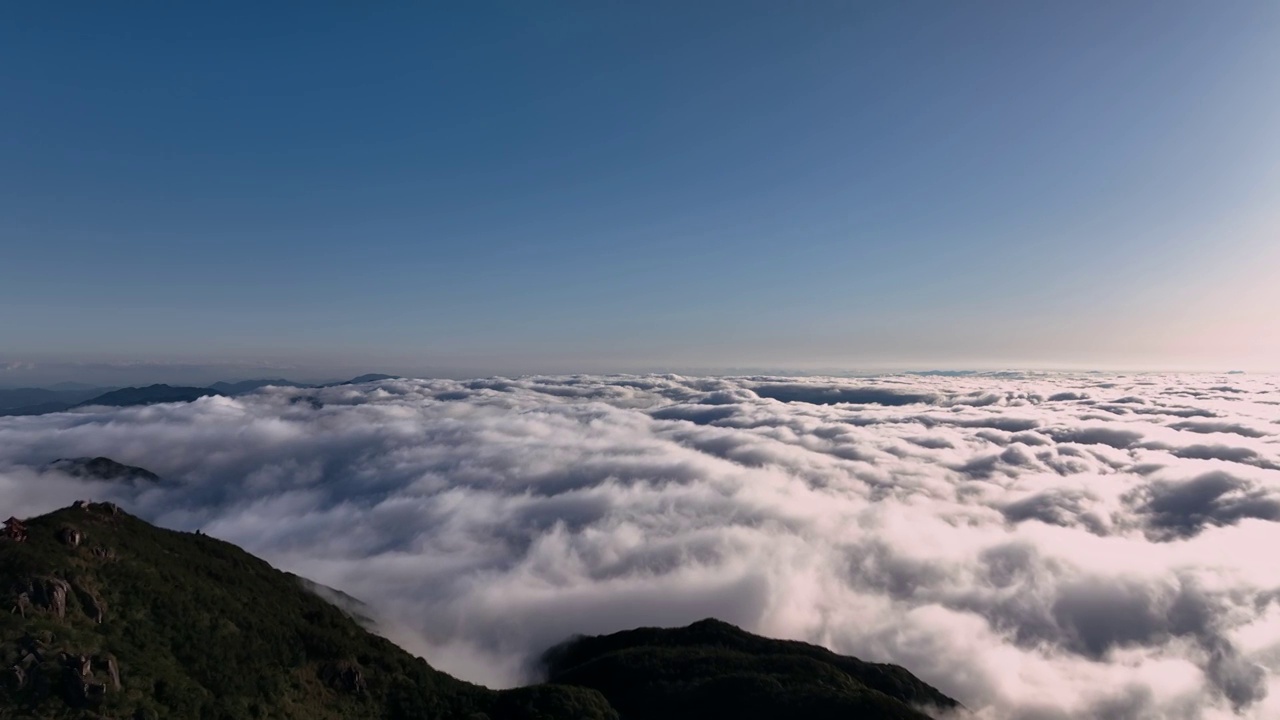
3, 2, 1279, 383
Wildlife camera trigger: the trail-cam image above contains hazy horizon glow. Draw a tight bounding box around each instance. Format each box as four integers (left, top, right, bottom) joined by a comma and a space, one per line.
3, 2, 1279, 372
1, 358, 1278, 390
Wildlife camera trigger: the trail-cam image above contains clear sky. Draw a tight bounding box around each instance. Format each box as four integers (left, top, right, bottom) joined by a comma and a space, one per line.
3, 2, 1278, 383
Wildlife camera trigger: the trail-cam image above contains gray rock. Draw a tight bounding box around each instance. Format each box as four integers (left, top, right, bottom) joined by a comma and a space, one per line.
95, 654, 121, 691
73, 584, 107, 623
5, 664, 24, 690
85, 680, 106, 703
320, 661, 368, 696
24, 578, 71, 618
57, 526, 83, 548
70, 653, 92, 678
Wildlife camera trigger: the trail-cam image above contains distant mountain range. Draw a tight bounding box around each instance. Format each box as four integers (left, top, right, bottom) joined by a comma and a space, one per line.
0, 387, 115, 412
74, 385, 225, 408
0, 493, 957, 719
0, 374, 403, 417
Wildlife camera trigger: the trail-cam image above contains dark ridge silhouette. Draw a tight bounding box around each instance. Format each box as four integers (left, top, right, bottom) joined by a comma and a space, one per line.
904, 370, 978, 377
339, 373, 401, 385
0, 387, 115, 410
0, 371, 404, 417
0, 374, 406, 416
0, 401, 77, 416
46, 457, 161, 484
542, 618, 960, 719
0, 388, 64, 409
753, 384, 938, 406
74, 384, 224, 408
0, 386, 118, 416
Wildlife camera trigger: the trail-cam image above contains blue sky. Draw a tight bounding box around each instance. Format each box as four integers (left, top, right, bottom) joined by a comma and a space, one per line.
3, 2, 1278, 382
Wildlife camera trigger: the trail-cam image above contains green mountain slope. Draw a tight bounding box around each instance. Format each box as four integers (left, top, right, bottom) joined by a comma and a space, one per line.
543, 620, 960, 720
0, 501, 957, 719
0, 503, 614, 720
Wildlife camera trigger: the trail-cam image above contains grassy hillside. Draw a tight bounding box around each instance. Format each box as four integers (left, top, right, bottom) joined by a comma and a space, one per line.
0, 501, 957, 719
542, 619, 960, 720
0, 503, 614, 720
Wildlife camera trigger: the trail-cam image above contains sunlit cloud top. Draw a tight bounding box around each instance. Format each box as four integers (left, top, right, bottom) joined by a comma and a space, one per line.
3, 372, 1280, 717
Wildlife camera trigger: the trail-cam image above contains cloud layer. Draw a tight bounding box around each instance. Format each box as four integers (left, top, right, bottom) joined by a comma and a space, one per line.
3, 372, 1280, 719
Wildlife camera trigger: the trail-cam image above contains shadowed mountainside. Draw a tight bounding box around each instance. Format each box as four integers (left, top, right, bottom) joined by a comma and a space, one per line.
0, 388, 117, 417
0, 503, 616, 720
0, 389, 108, 411
543, 620, 960, 720
72, 385, 224, 408
0, 375, 404, 416
0, 496, 956, 719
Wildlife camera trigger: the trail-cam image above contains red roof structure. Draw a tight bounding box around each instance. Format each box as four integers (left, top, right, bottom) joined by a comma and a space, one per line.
2, 516, 28, 542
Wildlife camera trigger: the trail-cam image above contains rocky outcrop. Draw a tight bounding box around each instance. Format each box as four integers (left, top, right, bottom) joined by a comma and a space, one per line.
5, 664, 24, 691
320, 661, 367, 696
97, 654, 121, 691
16, 578, 71, 619
72, 584, 106, 624
57, 526, 82, 548
52, 652, 114, 706
67, 653, 91, 678
61, 670, 106, 707
0, 640, 119, 709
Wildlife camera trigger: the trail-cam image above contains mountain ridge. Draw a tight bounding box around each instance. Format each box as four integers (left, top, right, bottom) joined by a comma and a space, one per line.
0, 501, 616, 719
0, 375, 404, 416
0, 492, 957, 718
44, 458, 162, 484
72, 384, 224, 408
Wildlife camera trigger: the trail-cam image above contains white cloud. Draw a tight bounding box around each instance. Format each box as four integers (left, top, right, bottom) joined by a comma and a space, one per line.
2, 372, 1279, 718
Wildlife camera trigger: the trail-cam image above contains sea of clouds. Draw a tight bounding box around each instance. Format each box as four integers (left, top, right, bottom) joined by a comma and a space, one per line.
3, 372, 1280, 719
